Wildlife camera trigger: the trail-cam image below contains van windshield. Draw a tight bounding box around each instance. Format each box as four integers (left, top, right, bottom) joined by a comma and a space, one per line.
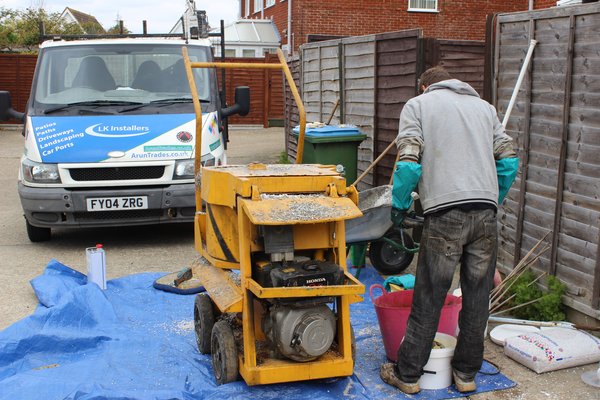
33, 43, 215, 114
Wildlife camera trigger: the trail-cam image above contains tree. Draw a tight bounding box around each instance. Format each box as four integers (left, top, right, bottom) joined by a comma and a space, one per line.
106, 14, 131, 35
0, 8, 20, 51
0, 6, 92, 52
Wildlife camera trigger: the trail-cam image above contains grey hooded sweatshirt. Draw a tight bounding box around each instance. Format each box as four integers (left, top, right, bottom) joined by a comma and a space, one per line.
395, 79, 515, 214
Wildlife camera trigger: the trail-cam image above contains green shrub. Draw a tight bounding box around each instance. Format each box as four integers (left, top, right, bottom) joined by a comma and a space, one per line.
278, 151, 291, 164
505, 271, 566, 321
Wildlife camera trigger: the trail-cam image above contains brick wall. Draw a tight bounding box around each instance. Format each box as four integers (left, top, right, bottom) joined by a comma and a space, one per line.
244, 0, 530, 52
534, 0, 558, 9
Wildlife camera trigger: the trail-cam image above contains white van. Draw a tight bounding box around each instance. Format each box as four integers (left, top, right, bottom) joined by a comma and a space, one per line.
0, 36, 249, 241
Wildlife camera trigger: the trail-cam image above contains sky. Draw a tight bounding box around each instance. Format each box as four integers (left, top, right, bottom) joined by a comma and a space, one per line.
0, 0, 240, 33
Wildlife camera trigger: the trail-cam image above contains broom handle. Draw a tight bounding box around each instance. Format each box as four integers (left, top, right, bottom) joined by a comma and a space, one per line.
352, 140, 396, 187
389, 148, 402, 185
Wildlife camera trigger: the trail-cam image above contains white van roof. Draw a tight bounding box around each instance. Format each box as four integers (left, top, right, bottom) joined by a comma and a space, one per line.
39, 37, 213, 49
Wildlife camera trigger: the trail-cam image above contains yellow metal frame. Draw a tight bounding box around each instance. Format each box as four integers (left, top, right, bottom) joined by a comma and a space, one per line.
183, 47, 307, 213
183, 47, 364, 386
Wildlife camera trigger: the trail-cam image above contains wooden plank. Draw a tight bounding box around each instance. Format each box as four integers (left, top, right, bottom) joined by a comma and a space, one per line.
344, 67, 375, 79
344, 53, 376, 68
562, 192, 600, 213
571, 74, 600, 92
345, 89, 375, 103
343, 41, 376, 57
344, 102, 375, 117
564, 172, 600, 199
377, 52, 418, 66
571, 90, 600, 108
560, 217, 599, 248
555, 264, 594, 297
377, 64, 419, 76
556, 242, 597, 276
339, 42, 345, 124
565, 159, 600, 182
513, 18, 535, 264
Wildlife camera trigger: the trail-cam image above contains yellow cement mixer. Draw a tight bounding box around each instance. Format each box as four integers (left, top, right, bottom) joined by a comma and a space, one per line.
182, 48, 365, 386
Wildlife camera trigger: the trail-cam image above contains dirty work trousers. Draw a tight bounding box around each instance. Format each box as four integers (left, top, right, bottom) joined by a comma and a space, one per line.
396, 208, 497, 383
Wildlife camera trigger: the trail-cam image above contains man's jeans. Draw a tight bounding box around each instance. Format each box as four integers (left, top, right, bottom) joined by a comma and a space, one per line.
396, 208, 497, 383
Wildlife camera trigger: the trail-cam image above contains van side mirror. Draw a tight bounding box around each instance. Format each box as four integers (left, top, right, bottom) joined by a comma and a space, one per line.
221, 86, 250, 118
0, 91, 25, 122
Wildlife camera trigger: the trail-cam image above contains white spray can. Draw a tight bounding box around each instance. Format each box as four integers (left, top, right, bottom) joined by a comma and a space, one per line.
86, 244, 107, 290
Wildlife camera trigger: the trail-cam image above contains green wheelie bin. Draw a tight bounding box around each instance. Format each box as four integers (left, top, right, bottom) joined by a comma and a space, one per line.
292, 124, 366, 185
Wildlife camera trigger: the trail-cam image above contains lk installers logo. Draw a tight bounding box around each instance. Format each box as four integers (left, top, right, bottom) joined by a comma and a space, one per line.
85, 123, 150, 138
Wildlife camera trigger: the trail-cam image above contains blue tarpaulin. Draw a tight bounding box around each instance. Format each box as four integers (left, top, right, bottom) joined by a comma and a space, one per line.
0, 260, 515, 399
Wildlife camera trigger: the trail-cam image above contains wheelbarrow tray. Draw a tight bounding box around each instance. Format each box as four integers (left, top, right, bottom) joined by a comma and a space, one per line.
345, 185, 393, 243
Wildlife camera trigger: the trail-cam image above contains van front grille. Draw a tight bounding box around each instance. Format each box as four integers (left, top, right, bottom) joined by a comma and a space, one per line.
69, 166, 165, 181
74, 209, 164, 221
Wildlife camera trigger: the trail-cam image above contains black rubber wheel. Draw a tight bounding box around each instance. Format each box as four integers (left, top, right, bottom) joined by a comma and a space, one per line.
368, 230, 415, 275
194, 293, 215, 354
211, 320, 239, 385
26, 220, 51, 242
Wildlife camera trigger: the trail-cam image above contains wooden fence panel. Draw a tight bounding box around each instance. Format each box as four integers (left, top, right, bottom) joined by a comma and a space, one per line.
343, 36, 376, 189
222, 56, 284, 127
494, 2, 600, 318
285, 55, 301, 162
0, 54, 37, 123
374, 30, 421, 186
288, 30, 485, 190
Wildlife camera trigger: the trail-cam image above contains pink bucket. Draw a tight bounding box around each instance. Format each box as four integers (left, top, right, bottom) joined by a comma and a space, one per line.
370, 284, 462, 362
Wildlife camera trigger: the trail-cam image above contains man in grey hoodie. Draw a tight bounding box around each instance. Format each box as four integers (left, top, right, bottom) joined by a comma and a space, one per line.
380, 66, 518, 394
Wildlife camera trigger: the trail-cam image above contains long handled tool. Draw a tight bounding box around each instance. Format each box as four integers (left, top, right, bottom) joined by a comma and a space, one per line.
502, 39, 537, 128
352, 140, 396, 187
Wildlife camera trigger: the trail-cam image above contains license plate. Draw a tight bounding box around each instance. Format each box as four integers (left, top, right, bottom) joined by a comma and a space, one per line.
87, 196, 148, 211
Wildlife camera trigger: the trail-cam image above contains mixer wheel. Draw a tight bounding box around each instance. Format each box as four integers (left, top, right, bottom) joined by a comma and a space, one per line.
194, 293, 215, 354
211, 320, 239, 385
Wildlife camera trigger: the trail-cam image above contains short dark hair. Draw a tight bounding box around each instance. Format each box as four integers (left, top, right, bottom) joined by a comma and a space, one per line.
419, 66, 452, 88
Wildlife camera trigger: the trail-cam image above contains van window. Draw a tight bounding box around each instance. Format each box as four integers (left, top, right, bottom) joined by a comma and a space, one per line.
33, 43, 215, 113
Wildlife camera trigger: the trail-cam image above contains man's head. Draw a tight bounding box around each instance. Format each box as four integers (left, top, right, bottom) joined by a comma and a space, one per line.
418, 66, 452, 93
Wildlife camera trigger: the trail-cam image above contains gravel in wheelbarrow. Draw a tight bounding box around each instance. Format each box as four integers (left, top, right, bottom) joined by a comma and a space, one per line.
345, 185, 393, 244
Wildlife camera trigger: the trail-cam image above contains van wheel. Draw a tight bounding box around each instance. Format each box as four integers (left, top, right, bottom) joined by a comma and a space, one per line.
26, 220, 51, 242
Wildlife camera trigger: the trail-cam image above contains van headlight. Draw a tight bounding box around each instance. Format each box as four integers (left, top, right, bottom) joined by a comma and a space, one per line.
22, 159, 61, 183
174, 159, 196, 179
173, 157, 216, 180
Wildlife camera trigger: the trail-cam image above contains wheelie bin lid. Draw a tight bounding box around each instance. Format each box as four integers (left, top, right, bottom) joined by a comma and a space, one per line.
292, 124, 366, 142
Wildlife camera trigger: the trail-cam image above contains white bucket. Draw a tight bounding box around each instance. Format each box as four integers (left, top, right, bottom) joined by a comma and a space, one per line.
420, 332, 457, 390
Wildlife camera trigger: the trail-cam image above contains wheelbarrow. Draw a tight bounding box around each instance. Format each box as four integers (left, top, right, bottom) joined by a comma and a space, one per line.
346, 185, 422, 276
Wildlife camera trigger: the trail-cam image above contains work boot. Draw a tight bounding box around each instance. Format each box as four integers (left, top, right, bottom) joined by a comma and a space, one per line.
453, 370, 477, 393
379, 363, 420, 394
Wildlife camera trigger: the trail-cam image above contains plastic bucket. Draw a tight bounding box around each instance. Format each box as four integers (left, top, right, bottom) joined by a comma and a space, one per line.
420, 332, 457, 390
370, 284, 462, 362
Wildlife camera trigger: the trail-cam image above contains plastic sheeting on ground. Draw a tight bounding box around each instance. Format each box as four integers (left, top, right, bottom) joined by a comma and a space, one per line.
0, 259, 515, 399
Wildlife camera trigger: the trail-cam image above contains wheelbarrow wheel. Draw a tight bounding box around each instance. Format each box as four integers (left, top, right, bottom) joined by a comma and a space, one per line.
369, 230, 415, 275
211, 320, 239, 385
194, 293, 215, 354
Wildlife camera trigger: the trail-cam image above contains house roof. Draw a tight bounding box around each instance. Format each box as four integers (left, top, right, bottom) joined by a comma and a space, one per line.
61, 7, 105, 33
